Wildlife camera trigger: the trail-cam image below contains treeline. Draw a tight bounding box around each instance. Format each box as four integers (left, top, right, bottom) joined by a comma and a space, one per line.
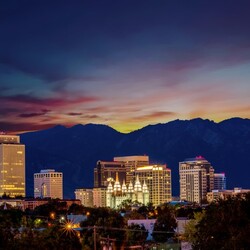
184, 193, 250, 250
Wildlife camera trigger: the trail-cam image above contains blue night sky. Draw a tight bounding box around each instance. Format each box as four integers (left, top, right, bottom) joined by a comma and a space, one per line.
1, 0, 250, 133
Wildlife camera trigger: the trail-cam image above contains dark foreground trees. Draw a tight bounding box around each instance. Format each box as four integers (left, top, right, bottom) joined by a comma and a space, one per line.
184, 193, 250, 250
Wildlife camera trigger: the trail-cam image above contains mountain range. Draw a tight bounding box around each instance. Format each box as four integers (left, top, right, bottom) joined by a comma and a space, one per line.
20, 117, 250, 198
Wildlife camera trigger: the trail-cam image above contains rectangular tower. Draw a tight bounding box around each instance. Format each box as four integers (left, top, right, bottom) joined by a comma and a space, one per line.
135, 164, 172, 206
94, 161, 126, 187
0, 135, 25, 197
34, 169, 63, 199
214, 173, 226, 190
114, 155, 149, 185
179, 156, 214, 203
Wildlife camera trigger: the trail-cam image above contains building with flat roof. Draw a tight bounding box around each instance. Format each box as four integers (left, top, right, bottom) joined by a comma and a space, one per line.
34, 169, 63, 199
114, 155, 149, 185
135, 164, 172, 206
75, 188, 93, 207
93, 187, 106, 207
0, 135, 25, 197
214, 173, 226, 190
179, 156, 214, 203
94, 161, 126, 188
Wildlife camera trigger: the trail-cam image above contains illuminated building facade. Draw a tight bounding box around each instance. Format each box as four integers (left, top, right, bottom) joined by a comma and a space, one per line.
94, 161, 126, 188
34, 169, 63, 199
114, 155, 149, 185
93, 187, 106, 207
0, 135, 25, 197
75, 188, 93, 207
106, 174, 149, 209
214, 173, 226, 190
135, 165, 172, 206
179, 156, 214, 203
94, 156, 149, 188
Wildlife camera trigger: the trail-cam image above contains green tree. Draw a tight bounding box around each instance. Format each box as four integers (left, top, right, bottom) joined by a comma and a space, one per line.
126, 223, 148, 247
152, 204, 177, 243
185, 194, 250, 250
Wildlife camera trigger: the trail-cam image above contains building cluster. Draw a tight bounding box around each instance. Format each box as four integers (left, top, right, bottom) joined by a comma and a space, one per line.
76, 155, 171, 208
1, 134, 249, 209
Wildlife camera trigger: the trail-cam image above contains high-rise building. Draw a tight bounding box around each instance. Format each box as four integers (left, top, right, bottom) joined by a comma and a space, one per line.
94, 156, 149, 188
34, 169, 63, 199
75, 188, 93, 207
0, 135, 25, 197
135, 165, 172, 206
214, 173, 226, 190
179, 156, 214, 203
114, 155, 149, 185
94, 161, 126, 188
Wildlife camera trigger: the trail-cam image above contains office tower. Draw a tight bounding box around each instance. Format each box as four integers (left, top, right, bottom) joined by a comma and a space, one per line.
75, 188, 93, 207
114, 155, 149, 185
0, 135, 25, 197
179, 156, 214, 203
94, 160, 126, 187
214, 173, 226, 190
135, 165, 172, 206
34, 169, 63, 199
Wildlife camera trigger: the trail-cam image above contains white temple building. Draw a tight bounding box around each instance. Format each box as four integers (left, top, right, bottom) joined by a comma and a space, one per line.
106, 173, 149, 209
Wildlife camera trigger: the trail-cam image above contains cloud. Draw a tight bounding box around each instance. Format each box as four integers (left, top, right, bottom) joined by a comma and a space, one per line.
0, 121, 58, 134
128, 111, 177, 123
67, 112, 83, 116
18, 109, 50, 118
1, 93, 98, 107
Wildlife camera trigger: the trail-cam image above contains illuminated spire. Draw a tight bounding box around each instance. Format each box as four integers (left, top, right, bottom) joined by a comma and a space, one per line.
122, 180, 127, 193
113, 172, 121, 193
142, 180, 149, 193
134, 175, 142, 192
127, 181, 134, 193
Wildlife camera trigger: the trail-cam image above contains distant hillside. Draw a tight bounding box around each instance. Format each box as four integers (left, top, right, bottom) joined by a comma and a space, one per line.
20, 118, 250, 198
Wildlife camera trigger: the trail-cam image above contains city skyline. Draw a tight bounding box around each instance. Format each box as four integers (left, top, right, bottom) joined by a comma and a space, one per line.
1, 1, 250, 134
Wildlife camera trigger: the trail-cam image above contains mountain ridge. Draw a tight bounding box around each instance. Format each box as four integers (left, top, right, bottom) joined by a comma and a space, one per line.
20, 117, 250, 198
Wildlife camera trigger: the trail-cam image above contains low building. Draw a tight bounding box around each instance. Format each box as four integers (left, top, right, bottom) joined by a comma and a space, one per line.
93, 187, 106, 207
34, 169, 63, 199
75, 188, 93, 207
207, 187, 250, 203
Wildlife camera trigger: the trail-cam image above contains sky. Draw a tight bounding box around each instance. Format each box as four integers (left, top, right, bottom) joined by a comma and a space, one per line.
1, 0, 250, 133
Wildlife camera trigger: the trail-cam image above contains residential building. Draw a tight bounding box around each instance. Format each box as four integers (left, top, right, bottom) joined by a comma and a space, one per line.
106, 173, 149, 209
179, 156, 214, 203
135, 164, 172, 206
75, 188, 93, 207
0, 135, 25, 197
34, 169, 63, 199
214, 173, 226, 190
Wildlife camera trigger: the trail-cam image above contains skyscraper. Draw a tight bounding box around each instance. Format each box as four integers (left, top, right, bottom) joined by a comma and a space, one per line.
34, 169, 63, 199
179, 156, 214, 203
135, 164, 172, 206
114, 155, 149, 185
94, 160, 126, 188
214, 173, 226, 190
0, 135, 25, 197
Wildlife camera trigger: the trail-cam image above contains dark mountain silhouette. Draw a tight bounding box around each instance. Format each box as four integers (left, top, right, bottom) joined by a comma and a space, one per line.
20, 118, 250, 198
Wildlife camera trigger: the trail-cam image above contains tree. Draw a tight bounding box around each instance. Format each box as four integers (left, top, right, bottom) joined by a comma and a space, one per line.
126, 223, 148, 247
185, 194, 250, 250
152, 204, 177, 243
